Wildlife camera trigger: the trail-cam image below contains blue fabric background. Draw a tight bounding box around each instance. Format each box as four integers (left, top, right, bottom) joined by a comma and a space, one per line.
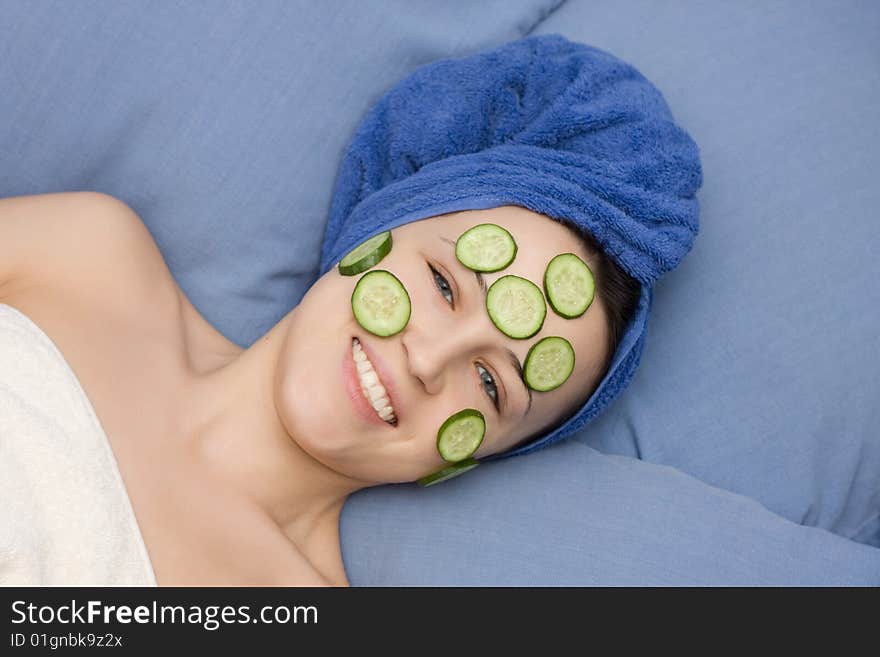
1, 0, 877, 583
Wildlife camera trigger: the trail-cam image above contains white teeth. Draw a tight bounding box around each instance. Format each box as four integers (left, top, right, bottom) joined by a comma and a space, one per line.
366, 384, 386, 400
352, 338, 397, 423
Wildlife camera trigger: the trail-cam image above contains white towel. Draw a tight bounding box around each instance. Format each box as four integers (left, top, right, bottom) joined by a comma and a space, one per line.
0, 303, 157, 585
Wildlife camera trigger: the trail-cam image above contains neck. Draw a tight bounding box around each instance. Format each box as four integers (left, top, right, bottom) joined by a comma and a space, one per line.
172, 307, 368, 553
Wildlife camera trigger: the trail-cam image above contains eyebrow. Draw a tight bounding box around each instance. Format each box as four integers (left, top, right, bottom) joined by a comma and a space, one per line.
440, 235, 532, 418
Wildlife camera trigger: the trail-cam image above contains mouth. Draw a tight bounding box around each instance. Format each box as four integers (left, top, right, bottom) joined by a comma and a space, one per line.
351, 337, 399, 426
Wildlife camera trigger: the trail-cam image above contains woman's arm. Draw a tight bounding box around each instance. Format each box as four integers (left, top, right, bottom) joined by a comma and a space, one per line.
0, 192, 171, 312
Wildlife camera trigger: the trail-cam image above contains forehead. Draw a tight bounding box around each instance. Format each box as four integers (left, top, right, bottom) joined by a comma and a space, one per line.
398, 205, 609, 433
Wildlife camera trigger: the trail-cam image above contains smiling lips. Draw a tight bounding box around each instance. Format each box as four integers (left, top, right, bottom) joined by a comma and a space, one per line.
351, 337, 398, 425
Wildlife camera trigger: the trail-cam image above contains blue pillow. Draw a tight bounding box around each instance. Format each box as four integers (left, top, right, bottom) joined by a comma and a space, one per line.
341, 441, 880, 585
532, 0, 880, 547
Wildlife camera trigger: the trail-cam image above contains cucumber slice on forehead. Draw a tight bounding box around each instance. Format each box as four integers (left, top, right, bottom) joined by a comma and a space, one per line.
524, 336, 575, 392
351, 270, 411, 337
455, 223, 517, 272
338, 230, 393, 276
486, 275, 547, 339
417, 458, 480, 487
437, 408, 485, 462
544, 253, 595, 319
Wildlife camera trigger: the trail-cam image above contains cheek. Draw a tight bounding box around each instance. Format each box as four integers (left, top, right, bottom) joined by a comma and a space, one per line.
272, 329, 444, 483
273, 330, 353, 460
296, 271, 351, 324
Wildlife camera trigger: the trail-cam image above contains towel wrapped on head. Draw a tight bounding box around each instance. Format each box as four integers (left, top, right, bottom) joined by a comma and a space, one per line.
318, 34, 703, 460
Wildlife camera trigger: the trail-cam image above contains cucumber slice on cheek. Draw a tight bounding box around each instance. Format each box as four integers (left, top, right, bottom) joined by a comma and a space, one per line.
351, 270, 411, 337
437, 408, 485, 462
338, 231, 393, 276
417, 409, 484, 487
455, 223, 517, 272
417, 458, 480, 487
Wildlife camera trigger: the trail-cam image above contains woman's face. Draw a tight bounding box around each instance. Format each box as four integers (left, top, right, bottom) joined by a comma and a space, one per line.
275, 206, 610, 485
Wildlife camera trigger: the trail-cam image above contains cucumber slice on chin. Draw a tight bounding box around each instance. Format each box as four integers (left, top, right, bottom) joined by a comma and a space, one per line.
524, 336, 575, 392
486, 275, 547, 339
351, 270, 411, 337
544, 253, 595, 319
437, 408, 485, 462
417, 458, 480, 487
338, 231, 393, 276
455, 223, 517, 272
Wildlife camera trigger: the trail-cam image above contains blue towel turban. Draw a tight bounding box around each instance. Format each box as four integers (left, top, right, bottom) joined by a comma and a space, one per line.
318, 34, 703, 461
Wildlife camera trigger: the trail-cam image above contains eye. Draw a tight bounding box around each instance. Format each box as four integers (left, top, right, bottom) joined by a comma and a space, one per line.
429, 264, 454, 306
476, 362, 500, 410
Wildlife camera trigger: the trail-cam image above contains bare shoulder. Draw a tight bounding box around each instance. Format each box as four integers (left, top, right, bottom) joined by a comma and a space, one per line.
0, 191, 178, 317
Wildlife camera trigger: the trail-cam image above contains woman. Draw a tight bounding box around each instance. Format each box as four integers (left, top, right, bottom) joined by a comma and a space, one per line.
0, 195, 638, 586
0, 34, 701, 585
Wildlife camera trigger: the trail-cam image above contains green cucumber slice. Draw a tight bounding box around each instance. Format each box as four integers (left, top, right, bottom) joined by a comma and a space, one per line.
486, 275, 547, 339
437, 408, 485, 462
417, 458, 480, 487
338, 231, 393, 276
455, 223, 517, 272
524, 336, 575, 392
351, 270, 411, 337
543, 253, 595, 319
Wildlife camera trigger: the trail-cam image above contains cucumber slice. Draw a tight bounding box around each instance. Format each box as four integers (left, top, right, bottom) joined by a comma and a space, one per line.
524, 336, 575, 392
455, 223, 517, 272
351, 270, 411, 337
543, 253, 595, 319
338, 231, 393, 276
486, 275, 547, 339
417, 458, 480, 487
437, 408, 485, 462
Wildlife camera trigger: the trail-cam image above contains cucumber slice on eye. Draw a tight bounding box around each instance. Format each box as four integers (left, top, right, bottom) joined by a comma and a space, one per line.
455, 223, 517, 272
417, 458, 480, 487
523, 336, 575, 392
486, 275, 547, 339
351, 270, 411, 337
436, 408, 485, 462
338, 231, 393, 276
543, 253, 595, 319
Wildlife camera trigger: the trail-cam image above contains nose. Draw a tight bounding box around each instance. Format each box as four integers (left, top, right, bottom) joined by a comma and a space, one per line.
401, 317, 487, 396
